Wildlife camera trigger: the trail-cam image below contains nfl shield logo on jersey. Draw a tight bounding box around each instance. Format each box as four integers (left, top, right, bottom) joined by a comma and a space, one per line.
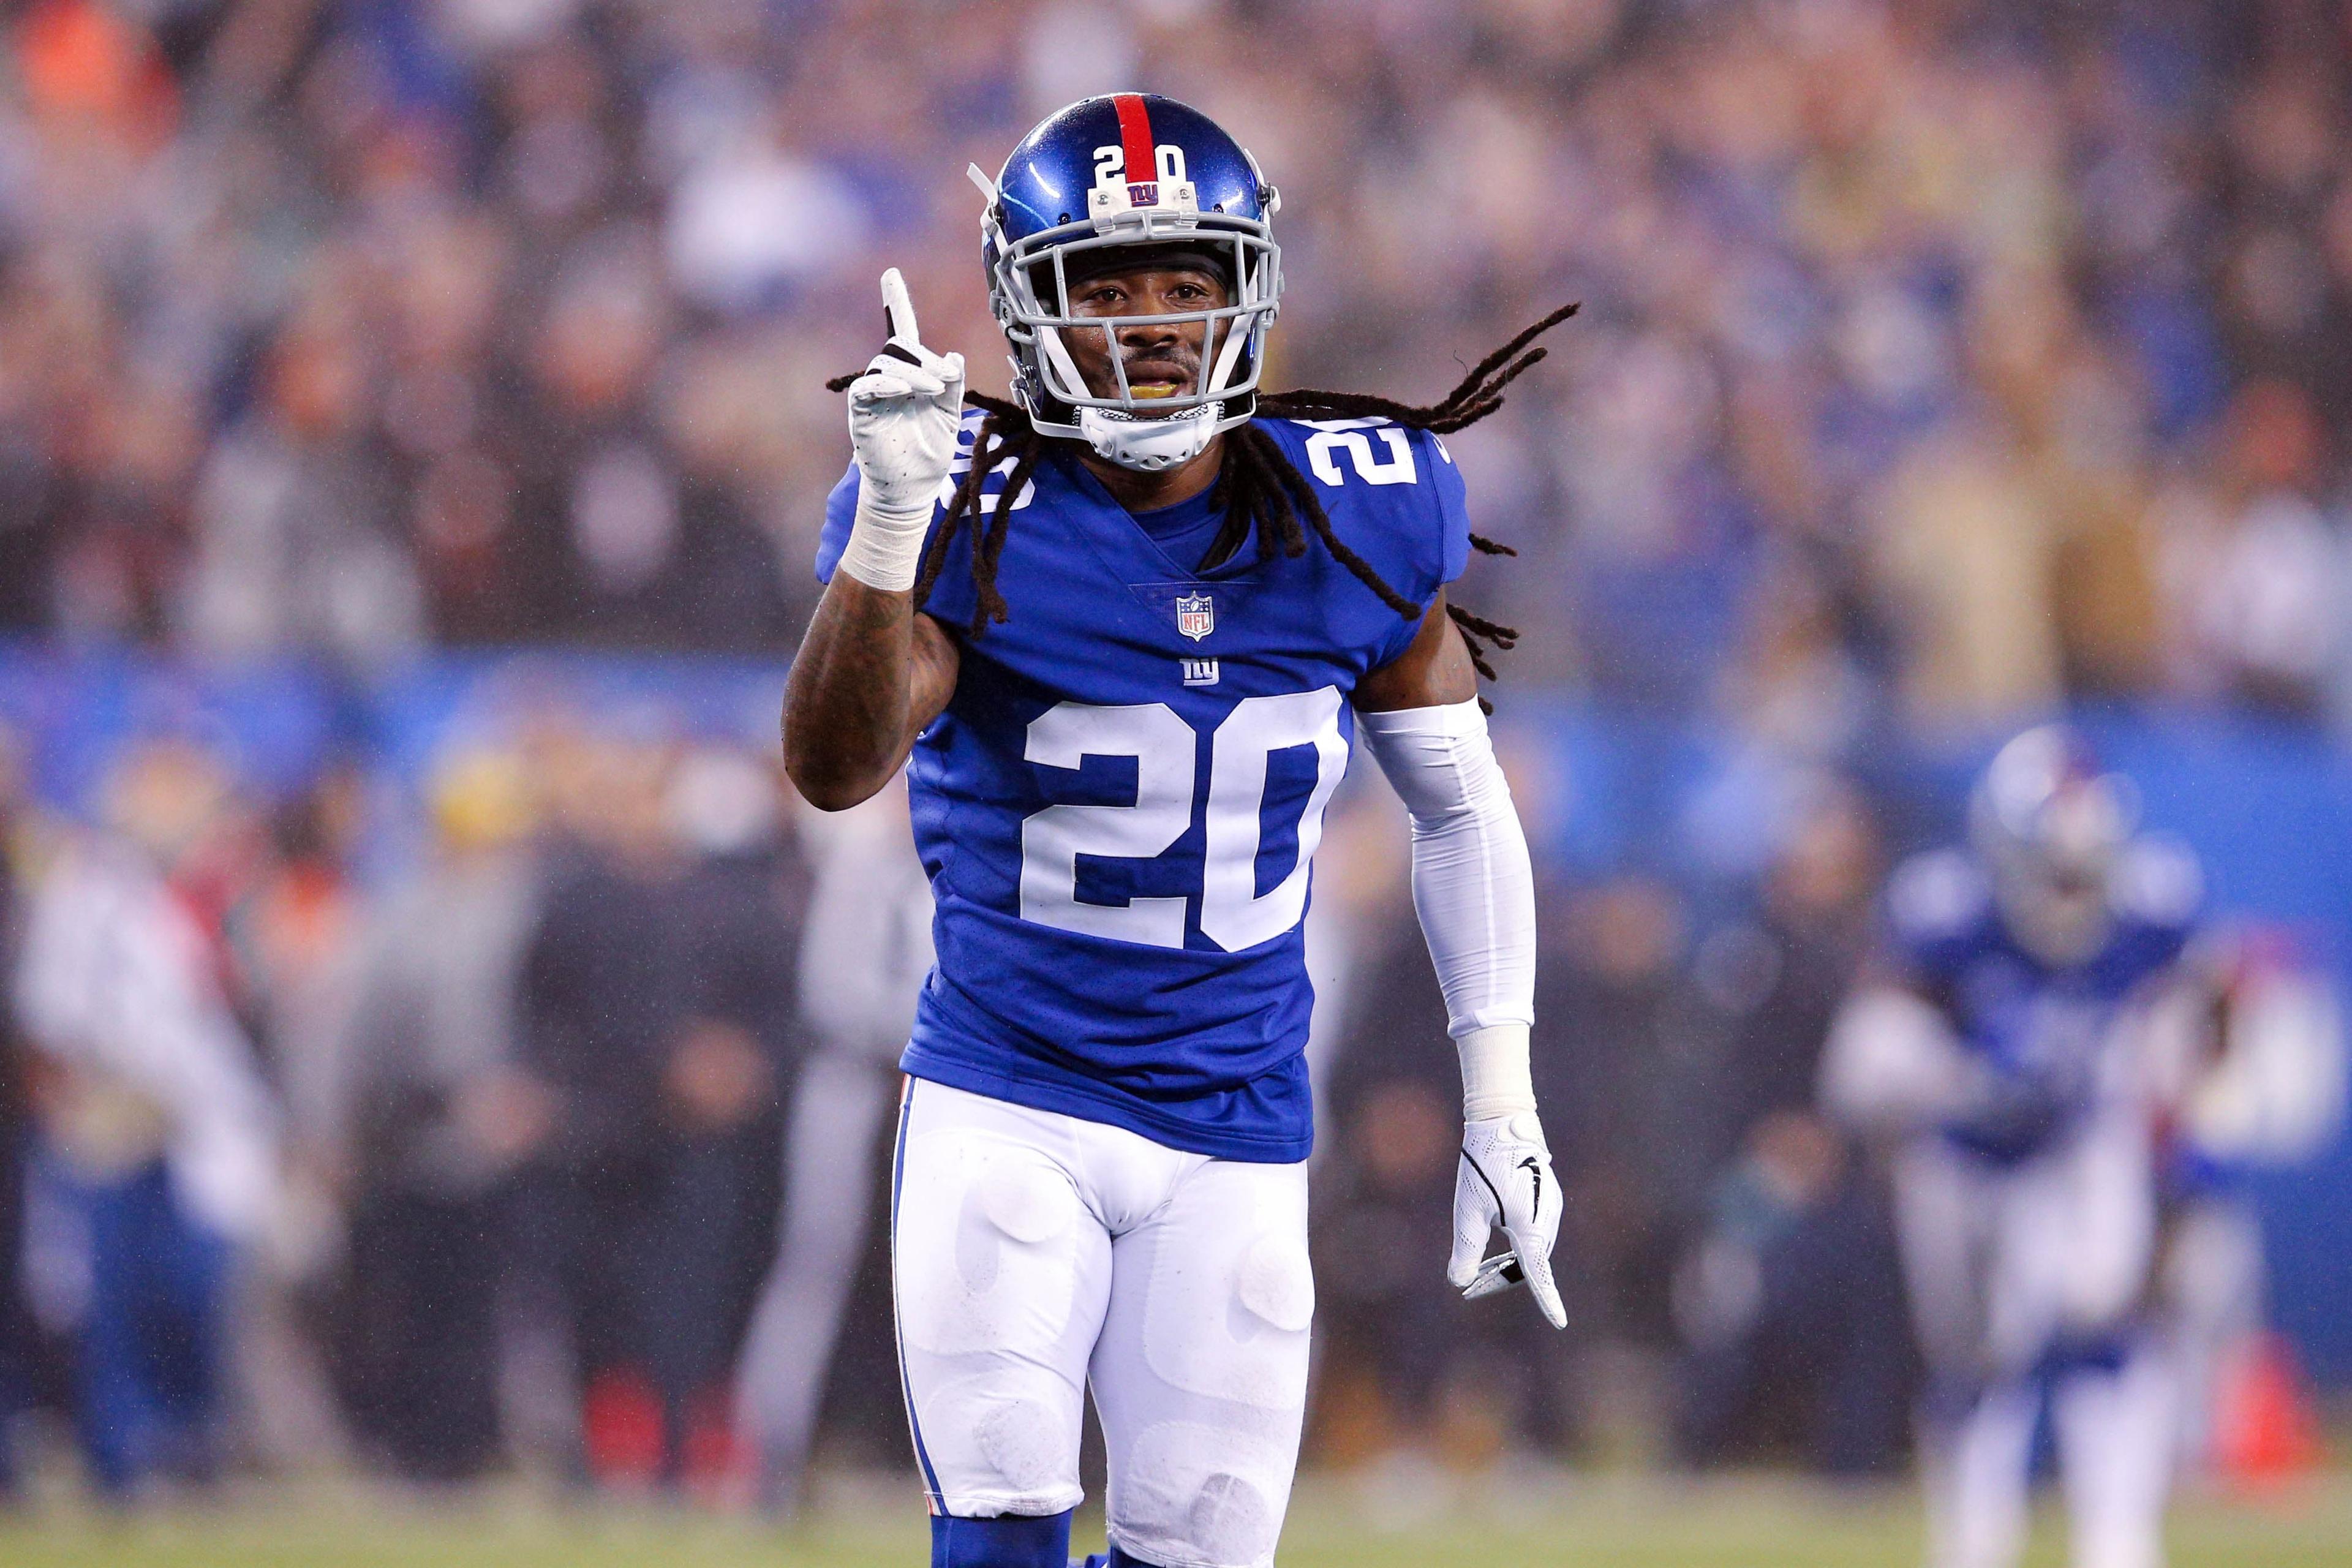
1175, 593, 1214, 641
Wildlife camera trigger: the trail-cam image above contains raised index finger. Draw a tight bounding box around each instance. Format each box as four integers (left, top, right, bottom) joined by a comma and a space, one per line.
880, 267, 919, 345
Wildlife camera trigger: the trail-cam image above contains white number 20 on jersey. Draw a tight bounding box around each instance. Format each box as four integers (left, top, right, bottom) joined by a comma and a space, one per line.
1019, 690, 1348, 952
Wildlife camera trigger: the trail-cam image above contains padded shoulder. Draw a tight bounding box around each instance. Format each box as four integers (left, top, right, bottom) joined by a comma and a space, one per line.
1256, 418, 1469, 588
1884, 848, 1995, 976
1253, 417, 1471, 666
2109, 834, 2205, 949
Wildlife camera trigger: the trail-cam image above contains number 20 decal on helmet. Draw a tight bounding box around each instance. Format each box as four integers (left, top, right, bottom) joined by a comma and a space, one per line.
966, 93, 1283, 469
1091, 141, 1189, 200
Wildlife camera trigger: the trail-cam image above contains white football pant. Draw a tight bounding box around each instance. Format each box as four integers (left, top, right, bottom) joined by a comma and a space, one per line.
891, 1079, 1313, 1568
1896, 1112, 2172, 1568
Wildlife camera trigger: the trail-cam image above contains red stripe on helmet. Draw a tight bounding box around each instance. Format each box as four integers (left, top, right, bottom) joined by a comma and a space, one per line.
1112, 93, 1156, 189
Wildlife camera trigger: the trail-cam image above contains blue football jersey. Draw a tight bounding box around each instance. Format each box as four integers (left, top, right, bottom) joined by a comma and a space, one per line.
816, 413, 1472, 1162
1883, 839, 2204, 1161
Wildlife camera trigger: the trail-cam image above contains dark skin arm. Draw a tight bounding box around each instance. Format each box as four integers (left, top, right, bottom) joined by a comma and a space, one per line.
783, 263, 1229, 811
1354, 586, 1480, 711
781, 578, 959, 811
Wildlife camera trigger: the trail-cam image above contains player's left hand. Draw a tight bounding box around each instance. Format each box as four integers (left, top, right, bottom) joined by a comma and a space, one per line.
1450, 1111, 1567, 1329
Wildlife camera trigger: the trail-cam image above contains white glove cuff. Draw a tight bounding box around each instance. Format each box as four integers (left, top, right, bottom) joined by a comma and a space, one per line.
835, 494, 934, 594
1458, 1022, 1537, 1121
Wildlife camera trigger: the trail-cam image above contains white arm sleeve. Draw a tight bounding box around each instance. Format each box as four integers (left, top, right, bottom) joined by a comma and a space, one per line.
1819, 984, 1977, 1134
1355, 699, 1538, 1119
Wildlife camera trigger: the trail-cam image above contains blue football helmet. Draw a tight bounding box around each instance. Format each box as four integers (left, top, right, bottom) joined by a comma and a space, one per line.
970, 93, 1282, 470
1969, 725, 2139, 963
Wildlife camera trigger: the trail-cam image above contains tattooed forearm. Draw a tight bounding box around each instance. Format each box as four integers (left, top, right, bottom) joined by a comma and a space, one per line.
782, 576, 959, 810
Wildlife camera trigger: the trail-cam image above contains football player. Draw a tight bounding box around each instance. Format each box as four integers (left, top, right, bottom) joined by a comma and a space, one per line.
1821, 727, 2204, 1568
736, 780, 936, 1513
780, 94, 1569, 1568
2139, 922, 2342, 1476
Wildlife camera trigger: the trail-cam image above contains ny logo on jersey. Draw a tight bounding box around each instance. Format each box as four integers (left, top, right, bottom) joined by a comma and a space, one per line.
1175, 593, 1214, 641
1181, 658, 1219, 687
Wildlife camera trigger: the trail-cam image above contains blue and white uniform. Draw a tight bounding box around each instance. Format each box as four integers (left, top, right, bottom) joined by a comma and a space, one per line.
821, 412, 1468, 1164
817, 411, 1470, 1568
1830, 836, 2204, 1568
1871, 837, 2202, 1378
1883, 840, 2201, 1166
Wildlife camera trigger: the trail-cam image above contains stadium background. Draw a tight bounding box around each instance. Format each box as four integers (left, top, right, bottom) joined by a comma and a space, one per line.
2, 0, 2351, 1561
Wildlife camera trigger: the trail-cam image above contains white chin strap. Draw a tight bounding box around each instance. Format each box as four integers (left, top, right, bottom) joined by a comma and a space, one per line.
1078, 401, 1223, 472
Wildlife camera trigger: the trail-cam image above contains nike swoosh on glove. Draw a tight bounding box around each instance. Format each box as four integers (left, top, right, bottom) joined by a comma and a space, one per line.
839, 268, 965, 590
1451, 1110, 1567, 1329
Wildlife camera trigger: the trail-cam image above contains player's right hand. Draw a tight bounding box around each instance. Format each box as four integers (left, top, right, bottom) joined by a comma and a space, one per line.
845, 268, 967, 533
1451, 1110, 1568, 1329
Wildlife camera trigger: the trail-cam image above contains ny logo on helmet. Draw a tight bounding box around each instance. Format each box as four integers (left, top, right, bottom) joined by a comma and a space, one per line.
1175, 593, 1214, 641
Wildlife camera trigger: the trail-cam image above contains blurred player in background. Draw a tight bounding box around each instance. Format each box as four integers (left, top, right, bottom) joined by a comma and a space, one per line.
11, 742, 282, 1496
782, 94, 1569, 1568
2140, 924, 2343, 1480
298, 747, 545, 1482
1823, 726, 2202, 1568
507, 733, 801, 1490
736, 777, 935, 1515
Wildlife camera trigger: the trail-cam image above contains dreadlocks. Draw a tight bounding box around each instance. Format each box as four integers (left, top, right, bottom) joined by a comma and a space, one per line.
828, 301, 1577, 705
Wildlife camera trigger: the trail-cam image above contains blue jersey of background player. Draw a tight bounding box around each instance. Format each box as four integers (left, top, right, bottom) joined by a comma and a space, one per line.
780, 94, 1572, 1568
1823, 725, 2205, 1568
1875, 728, 2204, 1162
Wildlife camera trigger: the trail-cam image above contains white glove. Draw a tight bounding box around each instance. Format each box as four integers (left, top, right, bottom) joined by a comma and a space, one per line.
1450, 1110, 1567, 1328
839, 268, 965, 592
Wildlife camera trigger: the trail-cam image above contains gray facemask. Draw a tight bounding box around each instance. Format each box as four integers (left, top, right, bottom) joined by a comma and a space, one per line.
1077, 400, 1226, 472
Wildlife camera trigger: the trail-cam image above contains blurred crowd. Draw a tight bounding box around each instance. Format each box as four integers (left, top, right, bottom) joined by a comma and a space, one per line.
0, 702, 2334, 1504
0, 722, 823, 1494
3, 0, 2352, 734
1, 0, 2350, 1513
1308, 771, 1918, 1477
0, 709, 1926, 1495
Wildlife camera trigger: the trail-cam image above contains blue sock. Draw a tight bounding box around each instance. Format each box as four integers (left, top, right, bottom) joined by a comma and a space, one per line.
1072, 1548, 1163, 1568
930, 1509, 1072, 1568
2037, 1329, 2137, 1382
